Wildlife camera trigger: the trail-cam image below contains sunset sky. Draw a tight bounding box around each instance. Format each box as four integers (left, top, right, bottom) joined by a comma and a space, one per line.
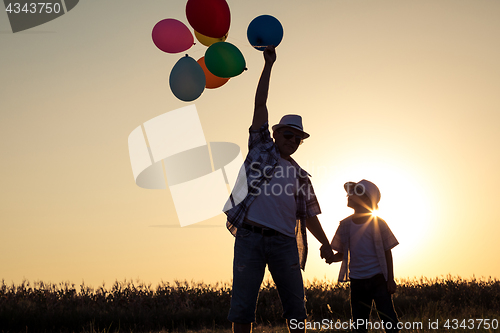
1, 0, 500, 288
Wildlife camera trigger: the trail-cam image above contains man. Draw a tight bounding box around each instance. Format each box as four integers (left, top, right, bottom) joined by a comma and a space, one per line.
224, 45, 335, 333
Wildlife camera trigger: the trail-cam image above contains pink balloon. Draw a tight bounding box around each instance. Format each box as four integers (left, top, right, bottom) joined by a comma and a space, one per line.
152, 19, 194, 53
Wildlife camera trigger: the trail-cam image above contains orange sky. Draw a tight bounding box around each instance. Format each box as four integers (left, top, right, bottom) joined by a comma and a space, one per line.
1, 0, 500, 288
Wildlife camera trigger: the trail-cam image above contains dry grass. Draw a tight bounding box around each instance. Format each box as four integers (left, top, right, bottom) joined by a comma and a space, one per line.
1, 276, 499, 332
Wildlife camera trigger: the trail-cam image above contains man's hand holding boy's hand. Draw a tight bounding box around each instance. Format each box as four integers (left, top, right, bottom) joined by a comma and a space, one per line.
387, 279, 397, 294
320, 244, 335, 264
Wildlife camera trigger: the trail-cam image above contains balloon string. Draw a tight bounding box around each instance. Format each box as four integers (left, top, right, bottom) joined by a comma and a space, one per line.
225, 36, 261, 50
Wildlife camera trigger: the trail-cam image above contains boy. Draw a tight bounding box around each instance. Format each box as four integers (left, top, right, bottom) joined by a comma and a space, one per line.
330, 179, 399, 333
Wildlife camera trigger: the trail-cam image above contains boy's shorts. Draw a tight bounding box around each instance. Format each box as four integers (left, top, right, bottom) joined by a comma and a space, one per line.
227, 227, 307, 323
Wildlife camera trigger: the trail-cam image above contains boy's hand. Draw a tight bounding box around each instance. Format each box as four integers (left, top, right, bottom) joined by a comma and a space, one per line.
387, 279, 397, 294
320, 244, 335, 264
263, 45, 276, 65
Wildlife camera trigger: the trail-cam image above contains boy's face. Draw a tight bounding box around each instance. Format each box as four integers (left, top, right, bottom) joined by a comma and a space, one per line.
347, 192, 373, 212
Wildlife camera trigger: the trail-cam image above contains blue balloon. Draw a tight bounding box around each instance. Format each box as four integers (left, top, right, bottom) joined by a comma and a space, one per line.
169, 55, 206, 101
247, 15, 283, 51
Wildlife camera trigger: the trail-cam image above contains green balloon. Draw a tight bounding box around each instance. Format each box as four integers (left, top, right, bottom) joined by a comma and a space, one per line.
204, 42, 246, 78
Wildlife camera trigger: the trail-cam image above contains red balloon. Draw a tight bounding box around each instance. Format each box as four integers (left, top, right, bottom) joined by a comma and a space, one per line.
197, 56, 229, 89
152, 19, 194, 53
186, 0, 231, 38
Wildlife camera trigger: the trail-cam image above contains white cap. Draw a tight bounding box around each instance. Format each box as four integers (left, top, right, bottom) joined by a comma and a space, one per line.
344, 179, 381, 206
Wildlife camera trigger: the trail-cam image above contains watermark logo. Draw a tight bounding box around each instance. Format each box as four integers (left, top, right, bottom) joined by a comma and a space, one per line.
345, 182, 366, 197
128, 105, 247, 227
3, 0, 79, 33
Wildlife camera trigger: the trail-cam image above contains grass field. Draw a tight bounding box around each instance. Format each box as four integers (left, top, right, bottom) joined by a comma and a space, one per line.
1, 276, 499, 332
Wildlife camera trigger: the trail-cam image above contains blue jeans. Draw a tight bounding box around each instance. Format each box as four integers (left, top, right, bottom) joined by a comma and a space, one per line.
227, 227, 306, 323
350, 274, 400, 333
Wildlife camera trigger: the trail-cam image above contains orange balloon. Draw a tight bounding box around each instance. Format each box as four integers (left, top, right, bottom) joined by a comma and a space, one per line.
197, 56, 230, 89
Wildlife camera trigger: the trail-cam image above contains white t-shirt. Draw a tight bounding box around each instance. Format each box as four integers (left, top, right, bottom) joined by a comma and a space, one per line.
245, 157, 297, 237
348, 219, 384, 279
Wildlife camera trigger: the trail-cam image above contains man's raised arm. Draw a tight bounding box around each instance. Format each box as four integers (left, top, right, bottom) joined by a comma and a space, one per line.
251, 45, 276, 131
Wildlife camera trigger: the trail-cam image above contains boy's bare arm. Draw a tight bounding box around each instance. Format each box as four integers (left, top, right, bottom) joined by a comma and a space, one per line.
385, 249, 397, 294
251, 46, 276, 131
331, 251, 343, 263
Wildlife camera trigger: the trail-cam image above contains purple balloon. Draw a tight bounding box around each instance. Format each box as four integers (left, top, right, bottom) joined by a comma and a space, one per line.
152, 19, 194, 54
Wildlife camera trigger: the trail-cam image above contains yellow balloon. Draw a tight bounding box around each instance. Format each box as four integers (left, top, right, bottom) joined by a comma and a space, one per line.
194, 30, 228, 47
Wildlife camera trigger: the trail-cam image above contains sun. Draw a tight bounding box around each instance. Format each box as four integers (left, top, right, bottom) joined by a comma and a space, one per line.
301, 158, 437, 283
362, 170, 432, 261
318, 161, 434, 263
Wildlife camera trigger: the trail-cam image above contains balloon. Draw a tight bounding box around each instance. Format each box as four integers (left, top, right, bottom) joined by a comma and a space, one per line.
152, 19, 194, 53
247, 15, 284, 51
186, 0, 230, 38
205, 42, 246, 78
197, 56, 230, 89
195, 30, 228, 47
169, 55, 206, 101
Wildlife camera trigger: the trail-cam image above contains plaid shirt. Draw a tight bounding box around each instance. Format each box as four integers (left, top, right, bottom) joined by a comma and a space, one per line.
331, 216, 398, 282
224, 122, 321, 270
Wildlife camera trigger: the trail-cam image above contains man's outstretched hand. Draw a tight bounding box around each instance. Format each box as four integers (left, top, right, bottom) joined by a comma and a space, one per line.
263, 45, 276, 65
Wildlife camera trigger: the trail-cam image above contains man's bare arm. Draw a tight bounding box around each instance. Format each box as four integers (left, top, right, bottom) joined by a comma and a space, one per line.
306, 215, 335, 263
251, 46, 276, 130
